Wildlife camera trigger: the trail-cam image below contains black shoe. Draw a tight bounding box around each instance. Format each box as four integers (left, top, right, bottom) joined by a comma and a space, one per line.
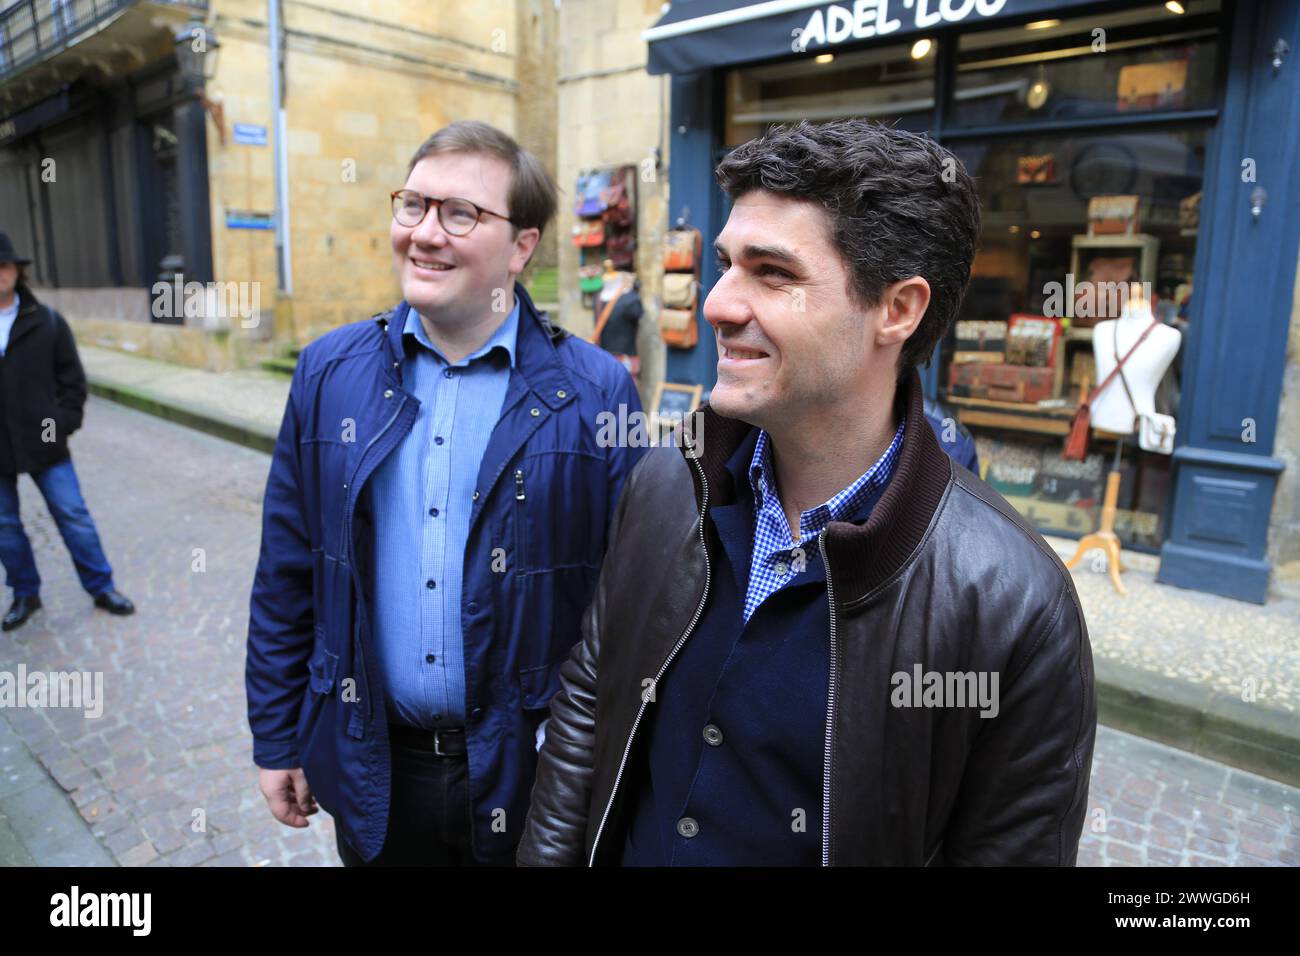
3, 596, 42, 631
93, 589, 135, 616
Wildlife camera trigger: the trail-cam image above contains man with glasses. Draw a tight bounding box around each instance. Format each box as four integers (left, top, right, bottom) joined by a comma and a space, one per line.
247, 121, 645, 866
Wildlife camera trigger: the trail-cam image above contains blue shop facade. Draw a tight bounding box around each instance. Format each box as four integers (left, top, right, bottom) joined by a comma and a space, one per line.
647, 0, 1300, 603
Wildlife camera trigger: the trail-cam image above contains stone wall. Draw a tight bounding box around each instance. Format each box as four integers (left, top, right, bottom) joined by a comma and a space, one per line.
205, 0, 540, 348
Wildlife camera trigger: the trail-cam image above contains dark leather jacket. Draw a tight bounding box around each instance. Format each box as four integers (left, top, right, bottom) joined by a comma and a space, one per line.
517, 369, 1097, 866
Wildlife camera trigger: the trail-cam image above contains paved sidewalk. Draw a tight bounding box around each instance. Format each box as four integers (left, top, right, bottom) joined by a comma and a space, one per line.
75, 345, 1300, 787
0, 398, 337, 866
1080, 726, 1298, 866
80, 346, 288, 453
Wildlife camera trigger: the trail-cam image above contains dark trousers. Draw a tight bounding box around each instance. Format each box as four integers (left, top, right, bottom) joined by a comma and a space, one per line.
336, 726, 492, 867
0, 459, 115, 599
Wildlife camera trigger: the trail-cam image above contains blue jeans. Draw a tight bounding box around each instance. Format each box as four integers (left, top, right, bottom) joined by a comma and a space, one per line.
0, 459, 115, 599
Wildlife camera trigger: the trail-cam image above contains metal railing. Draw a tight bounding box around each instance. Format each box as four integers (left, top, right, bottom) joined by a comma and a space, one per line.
0, 0, 207, 84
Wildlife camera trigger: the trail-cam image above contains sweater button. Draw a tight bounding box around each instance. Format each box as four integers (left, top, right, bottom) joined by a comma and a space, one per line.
702, 724, 723, 747
676, 817, 699, 839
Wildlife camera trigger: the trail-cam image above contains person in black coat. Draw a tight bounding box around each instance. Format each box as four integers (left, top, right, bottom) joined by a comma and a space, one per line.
0, 233, 134, 631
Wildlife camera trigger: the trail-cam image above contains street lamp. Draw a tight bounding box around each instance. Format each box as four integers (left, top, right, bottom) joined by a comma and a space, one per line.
174, 18, 220, 85
174, 19, 225, 145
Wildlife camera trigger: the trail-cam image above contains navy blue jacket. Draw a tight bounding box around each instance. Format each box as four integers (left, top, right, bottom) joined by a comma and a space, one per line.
246, 284, 645, 862
923, 398, 979, 474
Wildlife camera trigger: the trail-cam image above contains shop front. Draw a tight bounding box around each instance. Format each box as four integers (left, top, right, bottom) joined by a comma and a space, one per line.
646, 0, 1299, 603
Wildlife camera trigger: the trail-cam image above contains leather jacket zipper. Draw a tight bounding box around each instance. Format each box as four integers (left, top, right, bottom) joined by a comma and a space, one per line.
588, 448, 711, 866
820, 527, 837, 867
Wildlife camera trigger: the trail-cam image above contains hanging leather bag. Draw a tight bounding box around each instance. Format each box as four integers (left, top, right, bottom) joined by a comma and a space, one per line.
1063, 320, 1160, 460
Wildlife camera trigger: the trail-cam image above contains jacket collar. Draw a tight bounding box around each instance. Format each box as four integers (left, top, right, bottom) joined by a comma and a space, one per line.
14, 282, 41, 317
375, 281, 575, 410
684, 367, 953, 605
5, 283, 46, 350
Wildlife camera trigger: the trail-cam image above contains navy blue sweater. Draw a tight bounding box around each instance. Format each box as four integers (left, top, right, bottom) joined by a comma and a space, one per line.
621, 427, 891, 866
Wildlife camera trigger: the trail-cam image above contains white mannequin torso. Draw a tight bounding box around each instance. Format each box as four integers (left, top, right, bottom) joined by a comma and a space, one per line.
1090, 304, 1181, 434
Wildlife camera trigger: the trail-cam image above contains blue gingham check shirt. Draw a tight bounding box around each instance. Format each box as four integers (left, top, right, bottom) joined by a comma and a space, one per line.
743, 416, 905, 621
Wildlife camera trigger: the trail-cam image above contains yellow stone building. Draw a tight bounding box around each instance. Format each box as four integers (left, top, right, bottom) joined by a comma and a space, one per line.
0, 0, 569, 371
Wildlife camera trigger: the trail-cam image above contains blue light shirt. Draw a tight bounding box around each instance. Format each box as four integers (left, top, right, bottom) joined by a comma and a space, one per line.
370, 300, 519, 728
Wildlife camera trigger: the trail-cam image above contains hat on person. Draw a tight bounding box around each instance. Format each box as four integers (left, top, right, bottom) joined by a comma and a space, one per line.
0, 233, 33, 266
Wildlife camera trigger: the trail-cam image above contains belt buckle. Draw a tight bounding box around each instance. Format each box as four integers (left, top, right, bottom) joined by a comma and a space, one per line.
432, 728, 462, 756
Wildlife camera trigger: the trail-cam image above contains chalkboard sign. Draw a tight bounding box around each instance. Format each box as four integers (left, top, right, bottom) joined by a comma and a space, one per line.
651, 382, 702, 432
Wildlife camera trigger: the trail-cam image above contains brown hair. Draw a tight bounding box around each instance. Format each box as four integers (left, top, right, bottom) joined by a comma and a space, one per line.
407, 121, 557, 246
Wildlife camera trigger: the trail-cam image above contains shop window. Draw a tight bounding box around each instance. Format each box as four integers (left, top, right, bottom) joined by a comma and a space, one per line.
725, 40, 936, 146
940, 127, 1207, 551
952, 2, 1220, 127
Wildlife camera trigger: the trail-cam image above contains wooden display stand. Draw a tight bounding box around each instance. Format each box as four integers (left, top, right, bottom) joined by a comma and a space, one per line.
1064, 438, 1130, 595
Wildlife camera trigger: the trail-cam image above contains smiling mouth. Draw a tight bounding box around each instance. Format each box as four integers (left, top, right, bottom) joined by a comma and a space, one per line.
722, 345, 768, 360
411, 258, 454, 272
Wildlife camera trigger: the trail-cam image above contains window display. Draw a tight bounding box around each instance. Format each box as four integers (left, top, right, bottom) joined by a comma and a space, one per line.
941, 65, 1210, 550
715, 1, 1221, 553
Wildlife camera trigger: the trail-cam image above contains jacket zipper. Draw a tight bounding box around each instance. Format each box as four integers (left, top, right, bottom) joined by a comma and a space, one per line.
820, 527, 837, 867
515, 469, 526, 500
588, 450, 711, 866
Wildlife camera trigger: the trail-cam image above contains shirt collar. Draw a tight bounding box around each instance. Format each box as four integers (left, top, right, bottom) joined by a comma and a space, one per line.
402, 297, 520, 368
747, 416, 907, 540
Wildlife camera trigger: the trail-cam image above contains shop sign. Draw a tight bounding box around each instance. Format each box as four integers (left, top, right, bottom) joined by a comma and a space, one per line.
795, 0, 1010, 52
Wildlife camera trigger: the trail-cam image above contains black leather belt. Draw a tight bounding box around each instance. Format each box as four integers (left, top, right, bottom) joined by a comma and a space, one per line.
388, 722, 467, 756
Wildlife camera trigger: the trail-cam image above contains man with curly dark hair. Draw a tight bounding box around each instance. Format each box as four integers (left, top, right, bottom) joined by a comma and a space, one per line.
518, 120, 1096, 867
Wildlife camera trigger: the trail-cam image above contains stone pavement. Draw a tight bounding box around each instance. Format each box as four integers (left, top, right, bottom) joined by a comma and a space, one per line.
0, 395, 1294, 865
1046, 537, 1300, 785
0, 397, 337, 866
1080, 726, 1298, 866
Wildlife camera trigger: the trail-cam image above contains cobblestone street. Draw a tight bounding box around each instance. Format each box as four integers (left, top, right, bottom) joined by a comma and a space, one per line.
0, 398, 338, 866
0, 398, 1295, 866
